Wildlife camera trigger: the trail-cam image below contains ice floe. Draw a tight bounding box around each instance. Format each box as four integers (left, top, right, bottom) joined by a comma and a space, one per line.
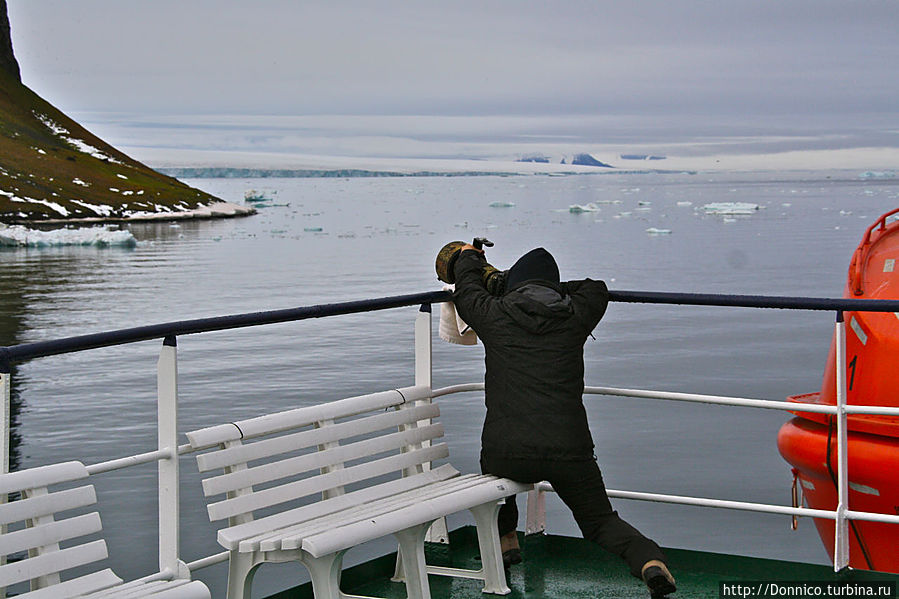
489, 201, 516, 208
0, 224, 137, 248
569, 203, 599, 213
700, 202, 760, 215
645, 227, 672, 235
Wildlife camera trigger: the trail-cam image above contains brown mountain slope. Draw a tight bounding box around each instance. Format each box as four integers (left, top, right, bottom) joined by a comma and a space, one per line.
0, 68, 250, 223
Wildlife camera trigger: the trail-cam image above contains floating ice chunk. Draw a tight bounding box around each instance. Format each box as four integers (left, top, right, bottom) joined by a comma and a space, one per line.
569, 203, 599, 213
676, 201, 693, 207
304, 227, 323, 232
0, 224, 137, 248
244, 189, 270, 202
645, 227, 671, 235
859, 171, 895, 179
489, 201, 516, 208
638, 200, 652, 206
701, 202, 760, 215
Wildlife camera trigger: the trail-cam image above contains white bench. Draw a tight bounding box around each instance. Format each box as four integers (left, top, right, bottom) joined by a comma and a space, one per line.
186, 385, 531, 599
0, 461, 210, 599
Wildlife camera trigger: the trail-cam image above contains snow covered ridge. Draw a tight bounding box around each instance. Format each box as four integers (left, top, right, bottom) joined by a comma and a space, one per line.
0, 223, 137, 248
33, 112, 124, 164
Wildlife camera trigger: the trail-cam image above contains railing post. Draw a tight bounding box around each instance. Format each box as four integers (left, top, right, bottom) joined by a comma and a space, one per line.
1, 358, 9, 477
833, 312, 850, 571
157, 336, 184, 578
1, 358, 9, 596
415, 304, 432, 391
416, 303, 449, 544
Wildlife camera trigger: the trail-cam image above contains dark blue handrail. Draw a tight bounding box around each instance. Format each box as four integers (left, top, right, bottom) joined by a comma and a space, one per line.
3, 289, 899, 368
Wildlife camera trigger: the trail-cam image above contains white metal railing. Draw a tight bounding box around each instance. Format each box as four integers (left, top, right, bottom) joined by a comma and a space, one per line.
2, 301, 899, 590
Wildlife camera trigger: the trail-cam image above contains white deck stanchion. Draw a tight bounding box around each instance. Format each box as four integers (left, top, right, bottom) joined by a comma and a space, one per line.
157, 336, 185, 578
1, 365, 8, 596
833, 314, 850, 571
416, 305, 449, 544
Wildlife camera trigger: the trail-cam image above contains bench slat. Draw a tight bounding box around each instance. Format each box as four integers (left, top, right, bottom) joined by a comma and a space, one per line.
196, 403, 440, 472
217, 463, 459, 550
202, 423, 444, 497
259, 473, 487, 552
207, 443, 449, 522
12, 568, 123, 599
0, 486, 97, 526
84, 578, 206, 599
301, 477, 531, 558
0, 461, 88, 495
0, 512, 102, 556
108, 580, 212, 599
198, 403, 438, 472
0, 538, 108, 587
187, 386, 428, 448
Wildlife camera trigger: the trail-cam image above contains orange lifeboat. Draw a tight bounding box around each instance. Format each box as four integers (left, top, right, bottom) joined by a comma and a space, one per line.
778, 208, 899, 572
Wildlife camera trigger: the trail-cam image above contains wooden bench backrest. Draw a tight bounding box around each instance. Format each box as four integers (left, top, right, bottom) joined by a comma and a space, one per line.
186, 386, 444, 526
0, 461, 110, 592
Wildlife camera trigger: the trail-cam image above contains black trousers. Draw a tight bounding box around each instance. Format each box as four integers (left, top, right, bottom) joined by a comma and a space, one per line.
481, 454, 667, 578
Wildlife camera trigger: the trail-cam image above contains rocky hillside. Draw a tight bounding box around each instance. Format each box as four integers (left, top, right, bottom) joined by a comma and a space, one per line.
0, 2, 248, 223
1, 0, 19, 82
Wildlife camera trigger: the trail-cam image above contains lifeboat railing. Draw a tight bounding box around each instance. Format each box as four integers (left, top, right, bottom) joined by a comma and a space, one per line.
2, 289, 899, 586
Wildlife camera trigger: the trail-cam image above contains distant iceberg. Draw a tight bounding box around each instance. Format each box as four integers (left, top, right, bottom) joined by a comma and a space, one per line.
620, 154, 667, 161
858, 171, 895, 179
0, 224, 137, 248
700, 202, 760, 215
569, 203, 600, 213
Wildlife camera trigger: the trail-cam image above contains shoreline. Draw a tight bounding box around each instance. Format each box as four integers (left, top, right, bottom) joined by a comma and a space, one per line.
6, 201, 255, 226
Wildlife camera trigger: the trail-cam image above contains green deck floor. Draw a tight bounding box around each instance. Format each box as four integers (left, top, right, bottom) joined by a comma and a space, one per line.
270, 527, 899, 599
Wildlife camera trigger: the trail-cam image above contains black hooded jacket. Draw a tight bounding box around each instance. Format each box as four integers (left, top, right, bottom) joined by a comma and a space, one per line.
452, 250, 610, 461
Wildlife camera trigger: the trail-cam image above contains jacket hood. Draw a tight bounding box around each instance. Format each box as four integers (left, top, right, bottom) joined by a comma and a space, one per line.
501, 282, 572, 334
505, 247, 560, 292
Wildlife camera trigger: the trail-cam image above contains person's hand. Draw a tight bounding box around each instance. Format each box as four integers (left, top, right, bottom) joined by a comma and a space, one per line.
460, 244, 484, 254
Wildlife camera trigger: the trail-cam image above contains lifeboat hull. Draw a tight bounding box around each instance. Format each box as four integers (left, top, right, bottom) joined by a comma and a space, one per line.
778, 417, 899, 572
778, 208, 899, 572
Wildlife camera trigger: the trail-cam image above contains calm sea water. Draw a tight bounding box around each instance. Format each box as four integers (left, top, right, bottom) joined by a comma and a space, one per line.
2, 170, 898, 597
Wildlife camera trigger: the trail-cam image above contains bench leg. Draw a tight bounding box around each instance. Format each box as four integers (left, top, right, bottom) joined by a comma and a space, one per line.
227, 552, 263, 599
470, 501, 511, 595
302, 549, 348, 599
393, 522, 433, 599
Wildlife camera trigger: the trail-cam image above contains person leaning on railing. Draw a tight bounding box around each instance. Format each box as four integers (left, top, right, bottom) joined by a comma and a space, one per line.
450, 244, 678, 599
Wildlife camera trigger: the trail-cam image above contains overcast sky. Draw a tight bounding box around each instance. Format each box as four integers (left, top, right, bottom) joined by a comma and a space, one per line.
7, 0, 899, 121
